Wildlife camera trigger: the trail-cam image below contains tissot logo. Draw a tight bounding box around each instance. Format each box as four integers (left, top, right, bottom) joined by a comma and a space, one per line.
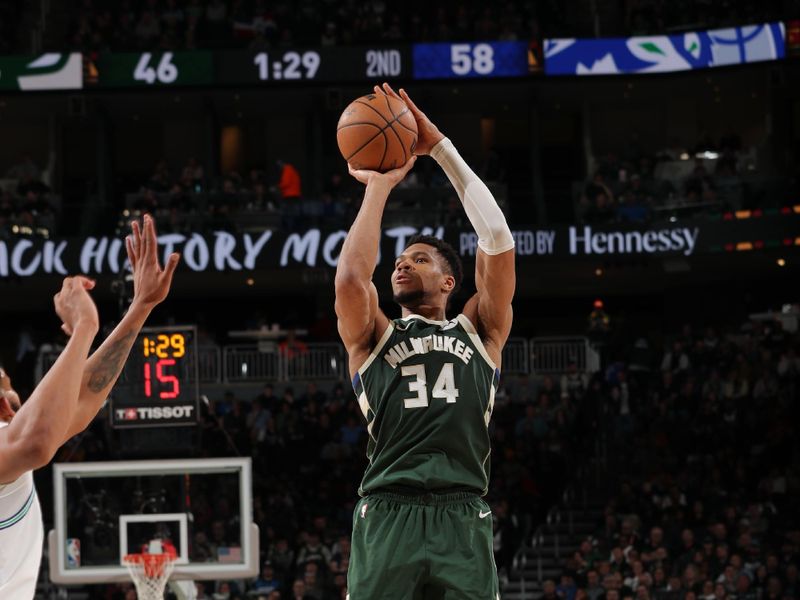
116, 405, 195, 420
568, 226, 700, 256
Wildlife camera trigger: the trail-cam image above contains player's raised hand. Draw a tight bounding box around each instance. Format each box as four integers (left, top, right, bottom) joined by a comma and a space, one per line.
375, 83, 445, 155
125, 214, 180, 310
54, 276, 100, 336
348, 155, 417, 189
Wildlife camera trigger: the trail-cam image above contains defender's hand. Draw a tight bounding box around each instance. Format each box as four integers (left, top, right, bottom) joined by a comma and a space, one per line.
54, 276, 99, 336
126, 214, 180, 310
375, 83, 445, 156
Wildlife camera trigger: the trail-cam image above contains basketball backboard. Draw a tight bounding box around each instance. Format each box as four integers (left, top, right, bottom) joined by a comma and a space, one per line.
49, 457, 258, 584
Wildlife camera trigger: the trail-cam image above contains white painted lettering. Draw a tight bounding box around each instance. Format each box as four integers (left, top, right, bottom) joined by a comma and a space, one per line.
684, 228, 699, 256
460, 232, 479, 256
108, 238, 124, 273
80, 237, 107, 274
281, 230, 320, 267
243, 231, 272, 269
159, 234, 186, 267
642, 231, 657, 252
570, 226, 590, 255
322, 231, 348, 267
43, 240, 68, 275
184, 234, 210, 271
214, 231, 242, 270
386, 226, 418, 260
515, 231, 534, 255
536, 231, 555, 255
0, 242, 7, 276
592, 231, 607, 254
11, 239, 41, 276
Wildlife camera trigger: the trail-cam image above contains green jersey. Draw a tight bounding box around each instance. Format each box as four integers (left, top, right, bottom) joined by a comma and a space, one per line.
352, 313, 500, 496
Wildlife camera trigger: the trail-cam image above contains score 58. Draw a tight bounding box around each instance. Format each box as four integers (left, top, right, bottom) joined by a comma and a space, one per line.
450, 43, 495, 75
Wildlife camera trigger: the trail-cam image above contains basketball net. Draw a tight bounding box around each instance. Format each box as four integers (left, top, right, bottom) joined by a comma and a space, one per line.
123, 540, 177, 600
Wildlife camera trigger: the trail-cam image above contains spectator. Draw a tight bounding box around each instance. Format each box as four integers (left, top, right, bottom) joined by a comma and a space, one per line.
279, 331, 309, 360
290, 578, 312, 600
181, 157, 205, 190
296, 531, 331, 571
339, 416, 364, 447
247, 398, 270, 447
135, 10, 161, 47
274, 159, 302, 201
588, 300, 611, 341
586, 570, 605, 600
543, 579, 559, 600
660, 341, 690, 374
302, 562, 324, 599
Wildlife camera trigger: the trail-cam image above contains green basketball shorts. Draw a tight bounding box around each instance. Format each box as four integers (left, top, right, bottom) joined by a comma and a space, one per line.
347, 491, 500, 600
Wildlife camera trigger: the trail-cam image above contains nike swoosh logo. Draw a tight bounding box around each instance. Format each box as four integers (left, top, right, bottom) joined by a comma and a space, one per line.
479, 510, 491, 519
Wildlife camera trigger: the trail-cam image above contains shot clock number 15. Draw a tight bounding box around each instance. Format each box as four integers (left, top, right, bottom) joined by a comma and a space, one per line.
141, 334, 185, 399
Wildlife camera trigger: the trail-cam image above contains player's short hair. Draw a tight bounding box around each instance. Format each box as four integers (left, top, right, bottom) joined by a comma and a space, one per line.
405, 234, 463, 295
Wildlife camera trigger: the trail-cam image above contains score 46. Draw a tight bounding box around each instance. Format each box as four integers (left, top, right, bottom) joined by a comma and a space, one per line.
134, 52, 179, 84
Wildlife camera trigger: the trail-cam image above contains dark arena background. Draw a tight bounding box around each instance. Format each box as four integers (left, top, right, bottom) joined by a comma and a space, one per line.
0, 1, 799, 599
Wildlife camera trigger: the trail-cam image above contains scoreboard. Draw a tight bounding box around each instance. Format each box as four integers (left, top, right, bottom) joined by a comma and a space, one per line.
0, 43, 534, 92
83, 47, 412, 88
111, 325, 199, 429
86, 47, 413, 87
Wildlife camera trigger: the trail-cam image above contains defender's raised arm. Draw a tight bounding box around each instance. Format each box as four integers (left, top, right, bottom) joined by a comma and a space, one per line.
0, 277, 98, 483
63, 215, 179, 442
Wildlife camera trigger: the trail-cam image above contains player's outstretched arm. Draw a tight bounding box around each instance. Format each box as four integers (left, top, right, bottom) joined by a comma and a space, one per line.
0, 277, 98, 483
62, 214, 179, 442
381, 83, 516, 364
335, 157, 416, 376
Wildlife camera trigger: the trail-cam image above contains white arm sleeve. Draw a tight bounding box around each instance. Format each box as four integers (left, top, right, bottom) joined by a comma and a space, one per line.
430, 137, 515, 255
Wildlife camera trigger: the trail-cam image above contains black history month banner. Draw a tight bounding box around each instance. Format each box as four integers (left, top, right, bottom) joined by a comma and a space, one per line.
1, 213, 798, 278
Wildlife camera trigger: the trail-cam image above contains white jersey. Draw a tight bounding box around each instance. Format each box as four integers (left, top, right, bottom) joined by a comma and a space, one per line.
0, 422, 43, 599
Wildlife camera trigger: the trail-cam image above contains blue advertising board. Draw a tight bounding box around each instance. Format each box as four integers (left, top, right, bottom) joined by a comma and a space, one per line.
545, 22, 785, 76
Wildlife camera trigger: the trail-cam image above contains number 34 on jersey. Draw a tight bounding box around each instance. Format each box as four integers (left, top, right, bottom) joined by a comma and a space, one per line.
382, 331, 475, 410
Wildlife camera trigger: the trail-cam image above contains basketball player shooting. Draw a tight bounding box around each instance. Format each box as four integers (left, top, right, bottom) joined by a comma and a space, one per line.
0, 215, 178, 599
335, 83, 515, 599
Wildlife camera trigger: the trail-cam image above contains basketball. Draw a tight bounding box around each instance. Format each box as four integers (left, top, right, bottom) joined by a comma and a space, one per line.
336, 93, 418, 172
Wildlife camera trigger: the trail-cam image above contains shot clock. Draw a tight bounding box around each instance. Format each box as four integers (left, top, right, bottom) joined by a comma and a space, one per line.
110, 325, 199, 429
141, 332, 186, 399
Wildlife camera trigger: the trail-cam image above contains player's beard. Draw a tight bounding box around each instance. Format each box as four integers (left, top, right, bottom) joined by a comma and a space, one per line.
393, 288, 425, 307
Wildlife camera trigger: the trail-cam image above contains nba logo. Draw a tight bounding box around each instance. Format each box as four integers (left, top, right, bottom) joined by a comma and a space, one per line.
360, 503, 368, 519
66, 538, 81, 568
